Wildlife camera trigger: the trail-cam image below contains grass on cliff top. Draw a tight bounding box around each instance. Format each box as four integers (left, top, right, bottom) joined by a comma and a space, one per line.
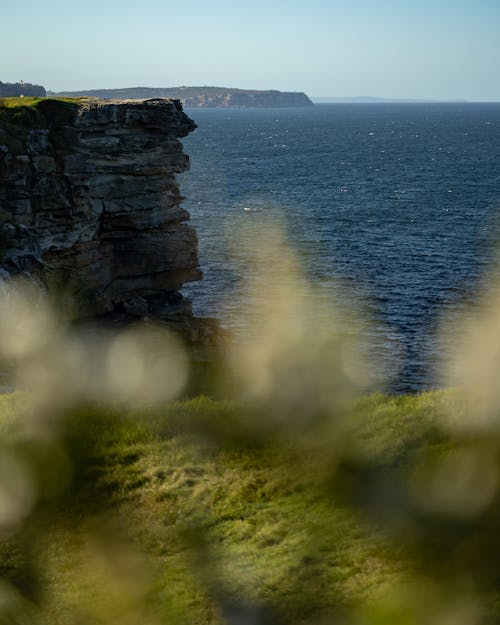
0, 97, 89, 133
0, 390, 461, 625
0, 96, 90, 108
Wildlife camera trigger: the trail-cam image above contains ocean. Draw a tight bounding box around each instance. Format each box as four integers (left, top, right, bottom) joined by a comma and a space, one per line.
180, 103, 500, 392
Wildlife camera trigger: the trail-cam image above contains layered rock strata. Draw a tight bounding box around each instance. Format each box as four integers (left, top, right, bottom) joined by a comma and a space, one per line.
0, 98, 220, 344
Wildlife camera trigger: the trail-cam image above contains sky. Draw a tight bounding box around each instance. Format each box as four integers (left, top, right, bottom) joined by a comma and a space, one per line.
1, 0, 500, 100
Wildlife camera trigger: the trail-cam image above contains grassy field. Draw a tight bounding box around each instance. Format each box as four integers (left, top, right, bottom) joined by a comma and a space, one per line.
0, 390, 470, 625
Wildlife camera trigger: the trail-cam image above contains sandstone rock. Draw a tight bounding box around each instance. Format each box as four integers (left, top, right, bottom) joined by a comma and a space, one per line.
123, 296, 149, 317
0, 98, 225, 346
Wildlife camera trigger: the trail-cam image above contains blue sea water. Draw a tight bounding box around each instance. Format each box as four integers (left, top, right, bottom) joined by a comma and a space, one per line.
180, 103, 500, 392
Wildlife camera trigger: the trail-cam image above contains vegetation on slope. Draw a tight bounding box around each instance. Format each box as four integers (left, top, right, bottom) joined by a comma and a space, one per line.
0, 97, 84, 130
2, 389, 496, 625
0, 82, 46, 98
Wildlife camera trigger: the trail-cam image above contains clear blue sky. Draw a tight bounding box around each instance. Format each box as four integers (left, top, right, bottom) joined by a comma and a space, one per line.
2, 0, 499, 100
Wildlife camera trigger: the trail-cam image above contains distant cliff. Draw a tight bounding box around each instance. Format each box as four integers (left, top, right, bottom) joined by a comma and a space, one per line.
52, 87, 314, 108
0, 98, 222, 344
0, 81, 46, 97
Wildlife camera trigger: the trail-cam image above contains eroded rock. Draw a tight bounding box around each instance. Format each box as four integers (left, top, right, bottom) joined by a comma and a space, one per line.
0, 98, 224, 346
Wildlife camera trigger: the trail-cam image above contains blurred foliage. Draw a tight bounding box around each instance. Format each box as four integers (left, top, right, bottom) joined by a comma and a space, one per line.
0, 393, 444, 624
2, 233, 500, 624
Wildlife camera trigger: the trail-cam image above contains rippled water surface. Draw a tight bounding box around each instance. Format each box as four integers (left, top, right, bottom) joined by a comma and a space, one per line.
180, 104, 500, 392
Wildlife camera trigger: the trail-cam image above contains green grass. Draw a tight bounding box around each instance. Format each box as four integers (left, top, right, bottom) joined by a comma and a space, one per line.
0, 97, 47, 109
0, 390, 459, 624
0, 97, 90, 109
0, 97, 86, 139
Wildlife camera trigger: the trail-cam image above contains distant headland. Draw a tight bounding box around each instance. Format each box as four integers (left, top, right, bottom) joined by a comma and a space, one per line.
0, 81, 46, 97
49, 86, 314, 108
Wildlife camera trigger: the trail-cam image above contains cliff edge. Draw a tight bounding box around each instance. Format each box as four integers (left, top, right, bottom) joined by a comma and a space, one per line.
0, 98, 221, 344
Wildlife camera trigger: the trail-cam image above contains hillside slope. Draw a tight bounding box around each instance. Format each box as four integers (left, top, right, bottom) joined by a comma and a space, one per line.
2, 391, 486, 625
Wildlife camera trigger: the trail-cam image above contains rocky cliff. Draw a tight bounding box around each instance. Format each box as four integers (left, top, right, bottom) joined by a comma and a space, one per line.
53, 87, 314, 108
0, 98, 221, 344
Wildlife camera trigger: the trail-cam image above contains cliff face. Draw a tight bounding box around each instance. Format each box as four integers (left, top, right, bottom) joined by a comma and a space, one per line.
181, 90, 313, 108
53, 87, 314, 108
0, 98, 219, 342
